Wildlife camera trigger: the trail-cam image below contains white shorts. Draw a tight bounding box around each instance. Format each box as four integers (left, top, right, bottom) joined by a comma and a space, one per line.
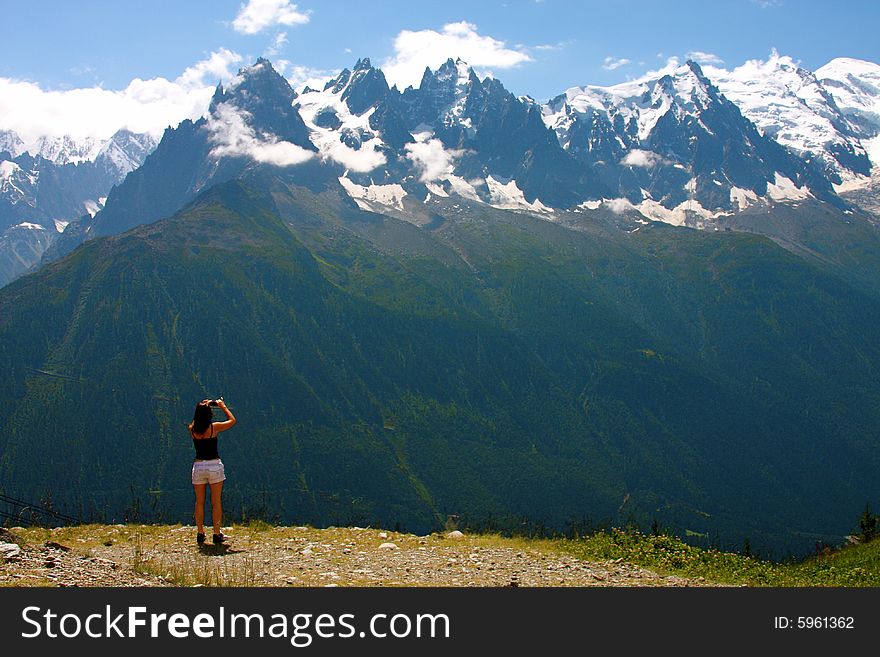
192, 459, 226, 485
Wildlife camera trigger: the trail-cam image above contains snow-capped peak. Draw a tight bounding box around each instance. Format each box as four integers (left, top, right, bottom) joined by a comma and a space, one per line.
0, 130, 25, 157
544, 60, 717, 145
0, 127, 157, 173
297, 64, 388, 173
95, 130, 159, 178
816, 57, 880, 137
704, 51, 870, 183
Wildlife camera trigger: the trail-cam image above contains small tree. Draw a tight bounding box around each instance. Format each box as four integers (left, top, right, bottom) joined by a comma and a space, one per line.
858, 504, 878, 543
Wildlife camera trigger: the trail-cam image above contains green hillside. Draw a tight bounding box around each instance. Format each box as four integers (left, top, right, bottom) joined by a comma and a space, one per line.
2, 175, 880, 556
560, 528, 880, 587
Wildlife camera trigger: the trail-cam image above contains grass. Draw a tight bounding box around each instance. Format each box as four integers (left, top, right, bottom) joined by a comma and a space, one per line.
555, 527, 880, 587
128, 526, 264, 587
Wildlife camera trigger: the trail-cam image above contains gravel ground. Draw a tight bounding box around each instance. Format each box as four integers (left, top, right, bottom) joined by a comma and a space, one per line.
1, 525, 716, 588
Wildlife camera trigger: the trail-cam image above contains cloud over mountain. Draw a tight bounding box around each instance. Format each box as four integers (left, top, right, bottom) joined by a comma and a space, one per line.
0, 49, 243, 145
381, 22, 532, 89
207, 102, 314, 166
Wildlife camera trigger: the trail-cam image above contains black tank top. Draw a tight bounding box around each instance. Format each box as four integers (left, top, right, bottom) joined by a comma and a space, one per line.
192, 425, 219, 460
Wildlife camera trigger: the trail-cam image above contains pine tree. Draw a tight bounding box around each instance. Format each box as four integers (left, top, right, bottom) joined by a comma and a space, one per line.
858, 504, 878, 543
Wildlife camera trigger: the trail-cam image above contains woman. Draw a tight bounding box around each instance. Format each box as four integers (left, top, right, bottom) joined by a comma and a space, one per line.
189, 398, 236, 545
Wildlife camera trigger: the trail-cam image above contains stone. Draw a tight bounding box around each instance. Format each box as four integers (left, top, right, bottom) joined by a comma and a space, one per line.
0, 542, 22, 561
378, 532, 388, 539
44, 541, 71, 551
446, 530, 465, 539
378, 542, 398, 550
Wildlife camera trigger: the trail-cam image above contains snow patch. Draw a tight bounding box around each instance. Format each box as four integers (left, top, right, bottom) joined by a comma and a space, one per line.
14, 222, 46, 230
0, 160, 21, 181
833, 173, 872, 194
425, 182, 449, 198
766, 173, 811, 201
442, 174, 481, 201
338, 176, 407, 211
729, 186, 759, 211
53, 219, 69, 233
485, 176, 553, 213
599, 195, 719, 227
866, 135, 880, 174
83, 199, 104, 217
636, 198, 717, 227
297, 84, 387, 172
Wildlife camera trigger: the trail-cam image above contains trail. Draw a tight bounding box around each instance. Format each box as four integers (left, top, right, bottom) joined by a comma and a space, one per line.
1, 524, 717, 588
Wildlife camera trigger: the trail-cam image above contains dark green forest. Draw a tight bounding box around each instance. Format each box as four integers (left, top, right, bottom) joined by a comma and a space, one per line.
2, 175, 880, 556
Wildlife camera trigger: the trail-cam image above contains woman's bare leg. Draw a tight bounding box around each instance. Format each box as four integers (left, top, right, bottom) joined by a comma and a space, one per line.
209, 481, 224, 535
193, 484, 207, 534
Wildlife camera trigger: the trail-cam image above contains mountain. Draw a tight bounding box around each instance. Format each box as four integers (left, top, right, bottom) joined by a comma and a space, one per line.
0, 128, 156, 286
5, 164, 880, 554
293, 56, 596, 216
6, 58, 880, 555
816, 57, 880, 141
813, 58, 880, 215
51, 56, 864, 260
69, 58, 318, 245
704, 53, 871, 188
542, 60, 843, 226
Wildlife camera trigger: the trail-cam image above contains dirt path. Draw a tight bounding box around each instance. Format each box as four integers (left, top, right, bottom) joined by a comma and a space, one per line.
1, 524, 716, 587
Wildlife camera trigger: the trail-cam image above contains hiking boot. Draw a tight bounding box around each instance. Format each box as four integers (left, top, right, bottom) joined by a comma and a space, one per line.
197, 532, 205, 545
212, 533, 225, 545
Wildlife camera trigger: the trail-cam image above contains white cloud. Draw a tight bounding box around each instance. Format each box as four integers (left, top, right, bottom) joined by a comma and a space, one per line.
621, 149, 668, 168
644, 56, 682, 78
405, 134, 463, 182
286, 65, 333, 92
265, 32, 289, 59
603, 56, 631, 71
319, 137, 387, 173
176, 49, 244, 88
0, 49, 243, 145
606, 198, 635, 214
206, 102, 314, 166
686, 51, 724, 66
533, 40, 573, 52
382, 22, 533, 89
232, 0, 310, 35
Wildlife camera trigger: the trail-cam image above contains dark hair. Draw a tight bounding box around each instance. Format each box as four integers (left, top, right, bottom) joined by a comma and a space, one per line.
190, 402, 213, 435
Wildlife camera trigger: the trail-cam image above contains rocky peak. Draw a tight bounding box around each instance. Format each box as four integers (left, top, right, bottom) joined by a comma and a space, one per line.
341, 57, 392, 115
209, 58, 313, 150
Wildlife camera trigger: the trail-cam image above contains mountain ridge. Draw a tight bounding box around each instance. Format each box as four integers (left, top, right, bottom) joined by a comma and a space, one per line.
0, 128, 157, 285
25, 53, 879, 283
4, 173, 880, 554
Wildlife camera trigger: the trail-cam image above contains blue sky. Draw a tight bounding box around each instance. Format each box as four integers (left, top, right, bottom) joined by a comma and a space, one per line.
2, 0, 879, 142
